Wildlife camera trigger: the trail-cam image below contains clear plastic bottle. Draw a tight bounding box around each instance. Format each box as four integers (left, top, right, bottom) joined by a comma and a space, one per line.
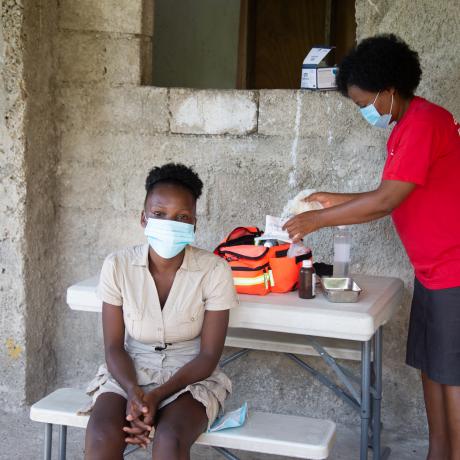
299, 259, 316, 299
333, 226, 351, 278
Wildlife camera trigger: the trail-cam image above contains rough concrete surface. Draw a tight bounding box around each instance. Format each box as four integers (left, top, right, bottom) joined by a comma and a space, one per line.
170, 89, 258, 135
57, 87, 169, 135
59, 0, 154, 36
0, 0, 459, 459
1, 0, 29, 411
57, 32, 151, 86
22, 0, 60, 406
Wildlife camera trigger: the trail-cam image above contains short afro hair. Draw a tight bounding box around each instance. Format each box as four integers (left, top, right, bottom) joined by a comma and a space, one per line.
336, 34, 422, 99
145, 163, 203, 203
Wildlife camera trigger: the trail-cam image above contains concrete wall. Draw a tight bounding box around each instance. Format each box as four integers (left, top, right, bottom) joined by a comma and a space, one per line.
1, 0, 459, 449
0, 0, 59, 409
153, 0, 240, 89
0, 0, 28, 410
22, 0, 60, 405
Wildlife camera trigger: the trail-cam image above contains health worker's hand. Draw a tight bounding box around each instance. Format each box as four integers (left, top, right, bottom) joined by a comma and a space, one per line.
305, 192, 342, 209
283, 211, 319, 242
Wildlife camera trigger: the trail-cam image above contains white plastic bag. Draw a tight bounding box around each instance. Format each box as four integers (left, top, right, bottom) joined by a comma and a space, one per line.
281, 188, 323, 218
256, 189, 322, 255
287, 242, 310, 258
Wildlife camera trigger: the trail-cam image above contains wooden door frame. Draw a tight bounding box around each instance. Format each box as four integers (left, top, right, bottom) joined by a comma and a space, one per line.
236, 0, 256, 89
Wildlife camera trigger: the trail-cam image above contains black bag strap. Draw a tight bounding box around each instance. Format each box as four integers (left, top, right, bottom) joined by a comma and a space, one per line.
295, 251, 313, 264
272, 248, 312, 264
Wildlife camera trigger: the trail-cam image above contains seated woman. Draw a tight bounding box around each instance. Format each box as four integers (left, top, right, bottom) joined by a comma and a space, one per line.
84, 163, 239, 460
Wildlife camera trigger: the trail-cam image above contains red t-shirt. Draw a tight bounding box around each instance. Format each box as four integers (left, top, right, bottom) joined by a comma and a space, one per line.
382, 96, 460, 289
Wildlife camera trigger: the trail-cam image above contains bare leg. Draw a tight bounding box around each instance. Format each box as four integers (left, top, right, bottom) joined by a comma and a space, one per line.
84, 393, 128, 460
443, 385, 460, 460
151, 393, 208, 460
422, 373, 450, 460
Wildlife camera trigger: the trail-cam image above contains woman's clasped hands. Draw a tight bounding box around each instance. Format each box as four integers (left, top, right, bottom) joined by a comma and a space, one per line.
123, 386, 162, 448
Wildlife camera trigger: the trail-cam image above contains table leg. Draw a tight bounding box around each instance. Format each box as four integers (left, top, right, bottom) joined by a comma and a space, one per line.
44, 423, 52, 460
360, 340, 371, 460
372, 327, 382, 458
59, 425, 67, 460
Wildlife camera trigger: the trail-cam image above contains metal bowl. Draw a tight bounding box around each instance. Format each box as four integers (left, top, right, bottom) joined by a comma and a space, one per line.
319, 277, 362, 303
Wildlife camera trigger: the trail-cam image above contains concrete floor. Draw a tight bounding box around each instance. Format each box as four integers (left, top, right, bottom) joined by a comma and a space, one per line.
1, 408, 427, 460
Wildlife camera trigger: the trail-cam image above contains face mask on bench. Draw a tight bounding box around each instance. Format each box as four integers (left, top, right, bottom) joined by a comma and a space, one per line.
208, 402, 248, 432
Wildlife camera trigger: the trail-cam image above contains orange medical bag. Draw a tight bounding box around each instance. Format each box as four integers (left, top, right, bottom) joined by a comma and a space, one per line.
214, 227, 311, 295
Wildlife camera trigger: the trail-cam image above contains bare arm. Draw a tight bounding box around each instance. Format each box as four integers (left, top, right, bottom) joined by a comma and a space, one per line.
284, 180, 416, 242
103, 303, 150, 437
306, 191, 369, 208
102, 302, 138, 394
142, 309, 229, 422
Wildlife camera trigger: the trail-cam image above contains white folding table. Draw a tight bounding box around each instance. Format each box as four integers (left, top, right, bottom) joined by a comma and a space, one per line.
67, 274, 403, 460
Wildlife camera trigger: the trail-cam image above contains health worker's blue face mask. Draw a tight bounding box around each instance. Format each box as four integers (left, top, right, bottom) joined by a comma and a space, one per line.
144, 217, 195, 259
360, 92, 394, 128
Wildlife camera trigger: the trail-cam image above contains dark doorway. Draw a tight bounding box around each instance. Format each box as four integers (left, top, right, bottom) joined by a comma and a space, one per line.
152, 0, 356, 89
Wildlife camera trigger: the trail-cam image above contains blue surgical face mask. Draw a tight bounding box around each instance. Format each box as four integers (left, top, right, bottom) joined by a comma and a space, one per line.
208, 402, 248, 432
360, 92, 394, 128
144, 217, 195, 259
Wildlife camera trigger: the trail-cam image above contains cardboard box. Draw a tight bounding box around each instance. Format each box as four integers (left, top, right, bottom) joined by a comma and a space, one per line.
301, 47, 338, 90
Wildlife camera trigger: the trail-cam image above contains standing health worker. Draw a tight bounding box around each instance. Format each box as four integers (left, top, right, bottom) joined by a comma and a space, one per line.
284, 34, 460, 460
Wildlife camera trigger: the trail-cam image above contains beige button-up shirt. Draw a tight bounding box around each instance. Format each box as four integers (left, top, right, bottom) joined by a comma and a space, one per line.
98, 244, 239, 345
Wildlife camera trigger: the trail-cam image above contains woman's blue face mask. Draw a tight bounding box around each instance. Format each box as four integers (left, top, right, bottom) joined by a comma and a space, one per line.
360, 92, 394, 128
144, 217, 195, 259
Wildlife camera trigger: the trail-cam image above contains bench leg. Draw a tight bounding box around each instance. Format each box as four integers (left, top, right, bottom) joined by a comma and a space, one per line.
213, 446, 241, 460
220, 349, 250, 368
44, 423, 52, 460
59, 425, 67, 460
360, 339, 371, 460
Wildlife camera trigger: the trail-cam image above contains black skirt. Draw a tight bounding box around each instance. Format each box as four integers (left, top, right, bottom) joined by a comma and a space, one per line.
406, 278, 460, 385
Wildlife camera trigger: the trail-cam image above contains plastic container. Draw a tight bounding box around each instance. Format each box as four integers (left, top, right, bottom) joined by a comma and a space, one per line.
299, 259, 316, 299
333, 226, 351, 278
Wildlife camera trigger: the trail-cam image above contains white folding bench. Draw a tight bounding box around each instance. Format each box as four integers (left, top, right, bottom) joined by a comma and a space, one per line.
30, 388, 336, 460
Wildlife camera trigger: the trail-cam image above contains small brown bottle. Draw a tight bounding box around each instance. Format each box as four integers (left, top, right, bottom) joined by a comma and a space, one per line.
299, 259, 316, 299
